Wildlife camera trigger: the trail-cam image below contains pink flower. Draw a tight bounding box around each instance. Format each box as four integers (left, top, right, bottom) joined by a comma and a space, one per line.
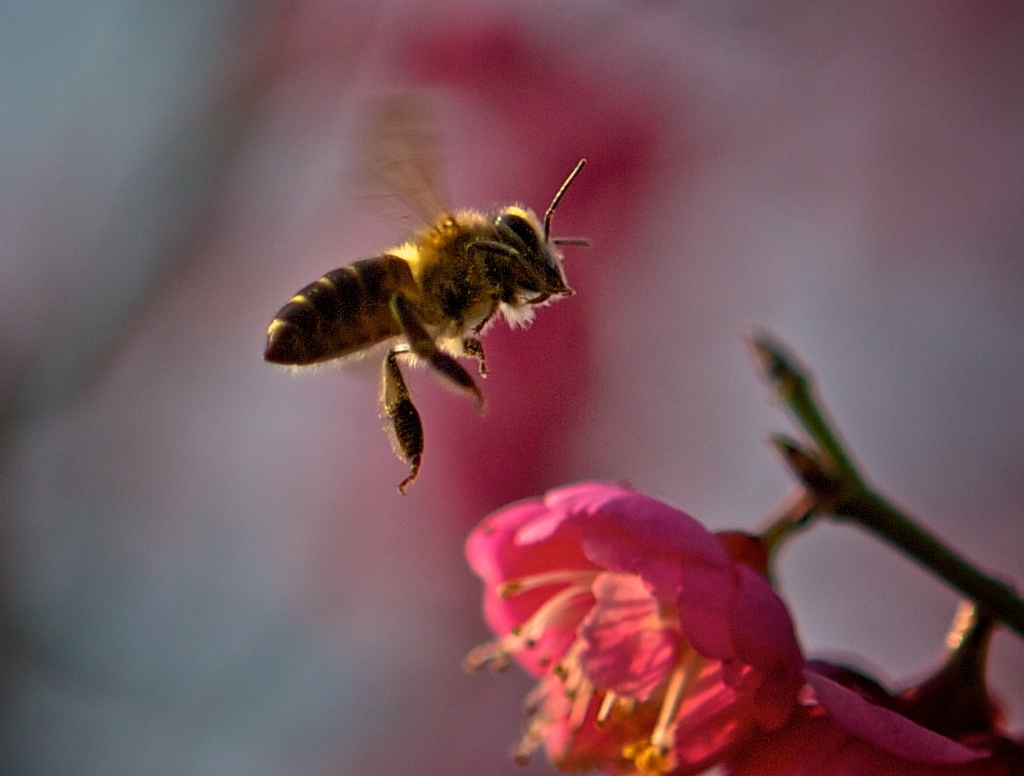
725, 663, 1024, 776
464, 482, 804, 775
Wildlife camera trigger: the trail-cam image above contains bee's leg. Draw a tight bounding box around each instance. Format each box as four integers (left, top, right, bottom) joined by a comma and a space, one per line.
463, 337, 487, 377
472, 298, 501, 336
390, 293, 484, 410
382, 348, 423, 494
468, 239, 519, 259
464, 297, 501, 377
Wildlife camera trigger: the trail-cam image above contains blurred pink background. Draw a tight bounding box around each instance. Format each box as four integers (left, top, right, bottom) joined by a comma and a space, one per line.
1, 2, 1022, 774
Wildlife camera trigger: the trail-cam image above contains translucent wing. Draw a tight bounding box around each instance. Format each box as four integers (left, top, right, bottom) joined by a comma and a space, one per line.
357, 94, 451, 225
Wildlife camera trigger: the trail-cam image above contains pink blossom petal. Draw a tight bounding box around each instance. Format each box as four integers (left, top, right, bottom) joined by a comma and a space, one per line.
539, 483, 748, 662
729, 566, 801, 670
466, 500, 550, 583
671, 662, 749, 767
721, 566, 803, 729
807, 671, 986, 766
468, 495, 598, 642
551, 484, 732, 575
725, 714, 851, 775
673, 567, 743, 661
509, 483, 731, 598
578, 572, 679, 700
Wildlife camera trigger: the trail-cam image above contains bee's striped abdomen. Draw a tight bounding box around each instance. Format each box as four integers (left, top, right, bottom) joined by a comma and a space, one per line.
264, 255, 413, 366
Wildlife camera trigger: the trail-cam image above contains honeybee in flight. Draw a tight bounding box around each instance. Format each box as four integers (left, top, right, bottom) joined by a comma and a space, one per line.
264, 99, 587, 493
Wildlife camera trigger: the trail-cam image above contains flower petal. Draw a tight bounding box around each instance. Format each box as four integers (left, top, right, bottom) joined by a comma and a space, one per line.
578, 572, 679, 700
727, 566, 803, 727
807, 671, 986, 765
467, 494, 597, 644
545, 484, 743, 661
466, 499, 550, 584
551, 484, 733, 581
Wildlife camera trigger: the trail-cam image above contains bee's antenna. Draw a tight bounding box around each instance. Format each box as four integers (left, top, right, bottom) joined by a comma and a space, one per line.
543, 159, 586, 241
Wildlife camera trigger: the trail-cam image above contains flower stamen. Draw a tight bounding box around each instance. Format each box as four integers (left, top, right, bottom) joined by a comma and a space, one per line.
568, 676, 595, 731
624, 652, 705, 775
560, 642, 587, 692
519, 583, 592, 647
464, 586, 592, 671
596, 690, 617, 727
651, 652, 703, 752
499, 569, 598, 598
462, 640, 513, 672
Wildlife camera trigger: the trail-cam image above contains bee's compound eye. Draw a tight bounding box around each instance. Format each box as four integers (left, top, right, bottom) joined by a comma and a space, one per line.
497, 212, 541, 254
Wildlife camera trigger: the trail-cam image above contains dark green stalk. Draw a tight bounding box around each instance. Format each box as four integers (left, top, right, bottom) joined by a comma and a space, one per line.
752, 333, 1024, 641
834, 490, 1024, 639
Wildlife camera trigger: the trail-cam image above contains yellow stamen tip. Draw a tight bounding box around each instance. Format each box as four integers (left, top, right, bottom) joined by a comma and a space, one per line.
628, 743, 674, 776
498, 580, 522, 598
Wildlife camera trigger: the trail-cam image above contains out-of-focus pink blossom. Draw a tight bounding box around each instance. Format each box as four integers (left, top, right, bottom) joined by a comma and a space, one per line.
464, 482, 803, 775
725, 663, 1024, 776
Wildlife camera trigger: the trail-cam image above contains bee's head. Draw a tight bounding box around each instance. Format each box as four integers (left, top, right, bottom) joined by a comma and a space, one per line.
492, 159, 587, 306
494, 207, 572, 300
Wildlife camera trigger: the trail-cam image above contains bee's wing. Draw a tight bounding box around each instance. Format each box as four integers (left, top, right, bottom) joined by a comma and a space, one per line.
357, 94, 451, 225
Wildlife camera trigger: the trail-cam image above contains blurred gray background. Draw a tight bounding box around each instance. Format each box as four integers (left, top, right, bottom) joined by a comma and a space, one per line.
1, 2, 1022, 773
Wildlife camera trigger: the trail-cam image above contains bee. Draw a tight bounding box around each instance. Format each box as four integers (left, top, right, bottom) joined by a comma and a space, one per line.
264, 100, 587, 493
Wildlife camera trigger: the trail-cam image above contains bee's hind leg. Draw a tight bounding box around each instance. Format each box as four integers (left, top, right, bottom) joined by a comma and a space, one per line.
390, 293, 484, 410
383, 348, 423, 494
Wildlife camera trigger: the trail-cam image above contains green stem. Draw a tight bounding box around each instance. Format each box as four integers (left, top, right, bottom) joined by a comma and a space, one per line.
834, 490, 1024, 640
760, 487, 819, 557
752, 333, 1024, 641
750, 334, 862, 486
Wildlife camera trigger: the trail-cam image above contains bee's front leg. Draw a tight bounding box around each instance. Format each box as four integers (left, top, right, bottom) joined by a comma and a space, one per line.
390, 293, 483, 410
463, 337, 487, 377
382, 349, 423, 494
